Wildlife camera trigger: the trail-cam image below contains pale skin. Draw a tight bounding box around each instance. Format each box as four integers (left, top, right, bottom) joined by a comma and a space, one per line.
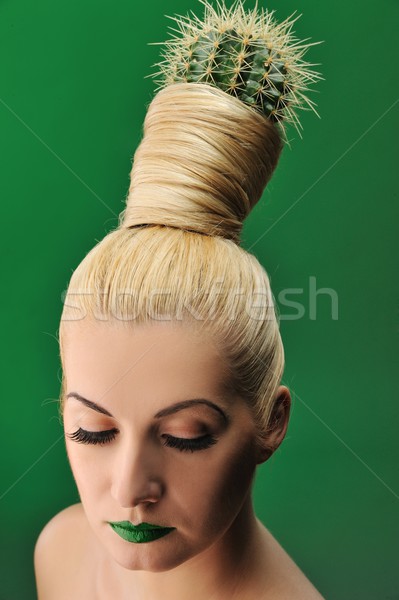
34, 319, 324, 599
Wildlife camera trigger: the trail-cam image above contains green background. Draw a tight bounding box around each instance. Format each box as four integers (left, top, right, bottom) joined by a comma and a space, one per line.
1, 0, 398, 598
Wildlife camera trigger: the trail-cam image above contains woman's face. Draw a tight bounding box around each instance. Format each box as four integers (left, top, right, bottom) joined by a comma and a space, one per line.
62, 319, 261, 572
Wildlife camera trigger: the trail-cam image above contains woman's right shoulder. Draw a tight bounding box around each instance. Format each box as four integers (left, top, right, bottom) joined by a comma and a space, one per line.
34, 502, 87, 555
34, 503, 90, 599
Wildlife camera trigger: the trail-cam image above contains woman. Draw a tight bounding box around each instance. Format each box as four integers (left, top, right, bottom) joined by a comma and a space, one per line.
34, 2, 324, 598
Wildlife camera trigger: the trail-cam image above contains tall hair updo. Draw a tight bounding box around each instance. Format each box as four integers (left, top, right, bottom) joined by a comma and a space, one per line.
59, 81, 285, 444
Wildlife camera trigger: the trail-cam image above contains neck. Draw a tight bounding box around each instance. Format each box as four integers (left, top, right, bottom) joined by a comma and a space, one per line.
100, 494, 268, 600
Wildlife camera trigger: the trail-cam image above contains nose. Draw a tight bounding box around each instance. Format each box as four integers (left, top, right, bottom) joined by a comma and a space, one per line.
110, 436, 164, 508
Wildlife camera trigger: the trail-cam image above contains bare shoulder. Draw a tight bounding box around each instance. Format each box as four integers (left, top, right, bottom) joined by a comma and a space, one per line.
34, 503, 92, 599
258, 524, 325, 600
34, 502, 88, 559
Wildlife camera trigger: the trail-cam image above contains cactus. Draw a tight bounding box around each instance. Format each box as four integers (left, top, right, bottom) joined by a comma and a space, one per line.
150, 0, 324, 143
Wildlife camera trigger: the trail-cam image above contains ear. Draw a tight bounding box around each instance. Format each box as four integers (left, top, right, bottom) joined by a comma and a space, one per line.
255, 385, 291, 464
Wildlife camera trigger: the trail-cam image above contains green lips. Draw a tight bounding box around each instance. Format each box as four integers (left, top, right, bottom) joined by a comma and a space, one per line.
107, 521, 176, 543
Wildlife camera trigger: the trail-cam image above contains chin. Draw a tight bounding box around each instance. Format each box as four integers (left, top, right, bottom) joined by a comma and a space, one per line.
110, 538, 195, 573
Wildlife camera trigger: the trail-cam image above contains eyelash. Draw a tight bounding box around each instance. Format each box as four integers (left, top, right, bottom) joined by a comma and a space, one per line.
66, 428, 218, 453
66, 428, 118, 446
161, 434, 217, 453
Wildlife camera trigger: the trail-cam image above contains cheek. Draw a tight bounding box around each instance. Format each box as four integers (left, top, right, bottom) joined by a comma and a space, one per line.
171, 440, 256, 530
65, 442, 108, 500
210, 442, 256, 506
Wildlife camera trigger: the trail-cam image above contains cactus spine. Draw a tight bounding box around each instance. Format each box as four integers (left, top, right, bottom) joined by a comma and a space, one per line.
151, 0, 323, 142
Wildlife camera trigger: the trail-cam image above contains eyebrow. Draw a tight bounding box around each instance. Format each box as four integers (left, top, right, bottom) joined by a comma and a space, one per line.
66, 392, 229, 423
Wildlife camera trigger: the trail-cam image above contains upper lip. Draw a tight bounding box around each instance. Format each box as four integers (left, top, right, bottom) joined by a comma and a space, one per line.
108, 521, 173, 531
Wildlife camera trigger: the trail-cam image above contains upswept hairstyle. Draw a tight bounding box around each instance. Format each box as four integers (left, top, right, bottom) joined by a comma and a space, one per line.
58, 82, 285, 445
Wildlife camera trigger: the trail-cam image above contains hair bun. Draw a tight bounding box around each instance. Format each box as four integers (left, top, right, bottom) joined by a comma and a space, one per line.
119, 0, 323, 244
120, 83, 282, 244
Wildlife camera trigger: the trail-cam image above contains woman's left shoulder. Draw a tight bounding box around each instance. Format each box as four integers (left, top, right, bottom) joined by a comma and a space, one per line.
256, 524, 325, 599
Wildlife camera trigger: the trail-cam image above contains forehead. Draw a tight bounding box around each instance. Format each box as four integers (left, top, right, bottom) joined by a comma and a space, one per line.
62, 320, 232, 412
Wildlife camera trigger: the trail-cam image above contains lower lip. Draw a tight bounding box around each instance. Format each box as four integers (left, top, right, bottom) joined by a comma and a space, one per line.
108, 522, 175, 544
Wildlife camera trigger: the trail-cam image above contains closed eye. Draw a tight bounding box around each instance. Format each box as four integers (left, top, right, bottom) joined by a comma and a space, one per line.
66, 427, 118, 445
161, 433, 218, 452
66, 428, 218, 452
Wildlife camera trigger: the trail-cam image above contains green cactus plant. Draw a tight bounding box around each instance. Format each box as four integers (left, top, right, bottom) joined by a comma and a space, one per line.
150, 0, 324, 143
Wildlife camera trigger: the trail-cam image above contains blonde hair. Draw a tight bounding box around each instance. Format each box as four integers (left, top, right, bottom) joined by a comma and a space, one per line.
59, 82, 285, 444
